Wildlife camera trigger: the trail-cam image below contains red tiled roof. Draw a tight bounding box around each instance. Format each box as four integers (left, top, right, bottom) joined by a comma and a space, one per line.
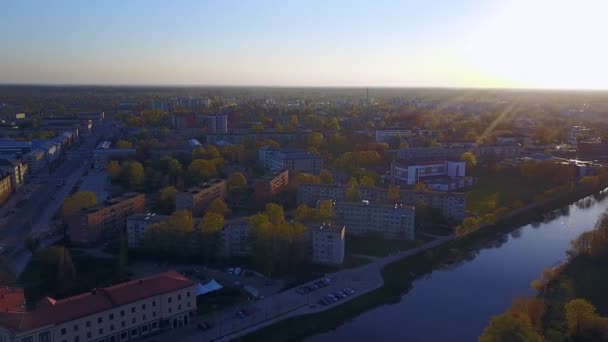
0, 271, 194, 333
0, 288, 25, 312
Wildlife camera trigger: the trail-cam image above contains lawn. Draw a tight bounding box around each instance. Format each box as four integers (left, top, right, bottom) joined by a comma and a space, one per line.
346, 234, 420, 257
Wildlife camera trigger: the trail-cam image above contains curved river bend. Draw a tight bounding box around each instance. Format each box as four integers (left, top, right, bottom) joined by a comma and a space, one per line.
309, 191, 608, 342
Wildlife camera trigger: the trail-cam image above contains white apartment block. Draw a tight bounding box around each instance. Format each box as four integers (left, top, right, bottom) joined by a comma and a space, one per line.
309, 224, 345, 266
332, 201, 415, 240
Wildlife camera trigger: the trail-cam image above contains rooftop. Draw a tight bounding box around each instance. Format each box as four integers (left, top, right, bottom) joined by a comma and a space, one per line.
334, 200, 415, 211
0, 271, 194, 333
83, 193, 143, 213
309, 223, 345, 234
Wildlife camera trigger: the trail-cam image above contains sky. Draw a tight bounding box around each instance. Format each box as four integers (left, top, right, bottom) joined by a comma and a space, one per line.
1, 0, 607, 89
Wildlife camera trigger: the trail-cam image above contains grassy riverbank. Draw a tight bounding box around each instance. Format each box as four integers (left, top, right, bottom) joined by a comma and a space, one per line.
238, 186, 608, 342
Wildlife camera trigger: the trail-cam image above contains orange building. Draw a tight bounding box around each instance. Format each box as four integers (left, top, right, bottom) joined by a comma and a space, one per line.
69, 193, 146, 245
254, 170, 289, 199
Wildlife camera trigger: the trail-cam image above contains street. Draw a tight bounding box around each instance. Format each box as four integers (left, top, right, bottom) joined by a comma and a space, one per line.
0, 122, 111, 276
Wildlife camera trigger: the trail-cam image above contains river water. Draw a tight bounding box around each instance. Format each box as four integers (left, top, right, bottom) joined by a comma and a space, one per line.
309, 191, 608, 342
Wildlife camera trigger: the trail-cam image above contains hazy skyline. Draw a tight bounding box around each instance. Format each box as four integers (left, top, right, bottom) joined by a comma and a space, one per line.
1, 0, 606, 89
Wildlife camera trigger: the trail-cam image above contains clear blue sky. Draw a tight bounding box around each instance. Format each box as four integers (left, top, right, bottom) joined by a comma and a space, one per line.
1, 0, 606, 88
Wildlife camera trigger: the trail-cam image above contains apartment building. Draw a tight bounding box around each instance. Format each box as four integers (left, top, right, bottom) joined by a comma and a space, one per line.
253, 170, 289, 198
0, 158, 27, 189
258, 146, 323, 174
23, 149, 46, 174
332, 201, 415, 239
175, 179, 226, 216
298, 183, 465, 222
391, 160, 474, 191
395, 144, 521, 162
93, 149, 136, 169
126, 213, 170, 248
218, 218, 250, 257
0, 271, 197, 342
205, 115, 228, 134
309, 223, 345, 266
68, 193, 146, 245
0, 173, 13, 206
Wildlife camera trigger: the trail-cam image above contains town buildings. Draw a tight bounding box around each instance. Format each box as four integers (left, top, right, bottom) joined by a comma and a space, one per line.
253, 170, 289, 199
390, 160, 474, 191
298, 183, 465, 222
0, 158, 27, 189
395, 144, 521, 162
0, 271, 197, 342
218, 218, 250, 258
175, 179, 226, 216
205, 115, 228, 134
332, 201, 415, 239
0, 173, 13, 206
258, 146, 323, 174
93, 149, 137, 169
68, 193, 146, 245
309, 223, 345, 266
126, 213, 170, 249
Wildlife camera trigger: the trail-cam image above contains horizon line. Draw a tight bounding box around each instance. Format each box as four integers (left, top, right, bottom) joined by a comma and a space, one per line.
1, 82, 608, 93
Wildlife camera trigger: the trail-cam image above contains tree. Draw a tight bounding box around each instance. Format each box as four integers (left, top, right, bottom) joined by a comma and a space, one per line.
200, 212, 225, 262
388, 185, 400, 202
359, 175, 375, 187
479, 313, 543, 342
413, 182, 431, 192
159, 186, 177, 212
227, 172, 247, 190
566, 298, 597, 337
319, 169, 334, 184
107, 160, 122, 181
124, 161, 145, 190
294, 204, 312, 222
460, 152, 477, 170
188, 159, 217, 182
307, 132, 324, 149
207, 198, 230, 217
318, 200, 333, 221
62, 191, 97, 219
115, 139, 133, 149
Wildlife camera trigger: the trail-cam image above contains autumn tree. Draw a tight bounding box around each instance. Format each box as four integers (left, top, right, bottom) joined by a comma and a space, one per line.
388, 185, 400, 202
62, 191, 97, 219
319, 169, 334, 184
107, 160, 122, 181
227, 172, 247, 190
159, 186, 177, 213
123, 161, 145, 190
460, 152, 477, 171
345, 177, 360, 201
200, 212, 225, 262
479, 313, 543, 342
188, 159, 217, 183
207, 198, 230, 217
115, 139, 133, 149
413, 182, 431, 192
566, 298, 597, 338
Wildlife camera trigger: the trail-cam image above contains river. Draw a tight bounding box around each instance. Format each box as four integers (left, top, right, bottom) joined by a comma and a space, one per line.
309, 191, 608, 342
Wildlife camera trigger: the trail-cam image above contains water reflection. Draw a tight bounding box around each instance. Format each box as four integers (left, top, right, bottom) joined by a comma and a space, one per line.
309, 190, 608, 342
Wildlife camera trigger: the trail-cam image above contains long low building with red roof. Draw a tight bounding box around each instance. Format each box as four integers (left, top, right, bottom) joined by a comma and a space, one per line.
0, 271, 197, 342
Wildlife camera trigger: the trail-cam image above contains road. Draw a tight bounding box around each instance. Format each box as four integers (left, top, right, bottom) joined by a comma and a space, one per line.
0, 121, 111, 275
147, 235, 454, 342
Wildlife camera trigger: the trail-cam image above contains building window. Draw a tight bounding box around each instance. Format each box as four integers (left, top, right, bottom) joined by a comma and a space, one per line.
121, 332, 127, 339
73, 325, 79, 331
152, 300, 156, 307
109, 313, 114, 320
187, 302, 191, 307
86, 333, 91, 339
142, 326, 149, 332
120, 310, 125, 317
168, 307, 172, 313
74, 337, 80, 342
152, 322, 158, 329
177, 294, 181, 300
143, 314, 147, 320
98, 328, 103, 335
98, 317, 102, 324
131, 307, 136, 313
153, 311, 157, 317
110, 324, 114, 331
186, 291, 190, 297
131, 329, 138, 337
61, 328, 67, 335
168, 297, 172, 303
178, 304, 182, 310
121, 321, 126, 327
132, 318, 136, 324
38, 332, 51, 342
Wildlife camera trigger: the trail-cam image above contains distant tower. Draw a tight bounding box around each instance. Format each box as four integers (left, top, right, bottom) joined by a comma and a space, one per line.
366, 88, 369, 105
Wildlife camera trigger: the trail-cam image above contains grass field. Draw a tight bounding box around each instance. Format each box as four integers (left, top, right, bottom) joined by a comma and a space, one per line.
466, 172, 534, 214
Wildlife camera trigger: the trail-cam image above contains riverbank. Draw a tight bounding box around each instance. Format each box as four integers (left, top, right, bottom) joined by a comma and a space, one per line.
239, 185, 608, 341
